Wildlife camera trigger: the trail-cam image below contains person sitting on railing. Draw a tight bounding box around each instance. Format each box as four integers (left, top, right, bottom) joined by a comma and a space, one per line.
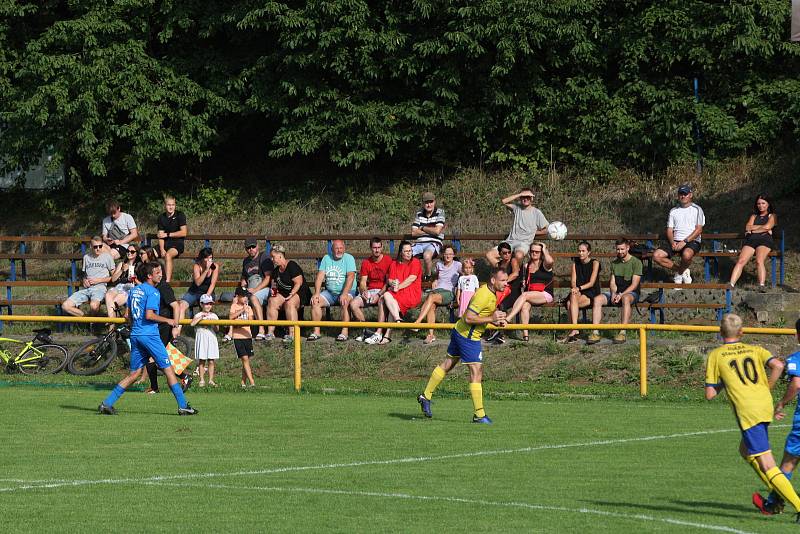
587, 239, 642, 345
103, 244, 141, 332
561, 241, 601, 343
177, 247, 220, 332
729, 194, 777, 292
365, 240, 422, 345
156, 194, 187, 283
652, 184, 705, 287
485, 187, 548, 266
62, 236, 115, 318
503, 242, 555, 342
411, 191, 446, 279
308, 239, 357, 342
265, 245, 311, 342
351, 237, 393, 342
101, 198, 139, 260
411, 244, 462, 344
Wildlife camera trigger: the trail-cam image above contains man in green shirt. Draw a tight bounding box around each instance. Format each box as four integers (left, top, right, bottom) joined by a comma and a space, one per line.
587, 239, 643, 345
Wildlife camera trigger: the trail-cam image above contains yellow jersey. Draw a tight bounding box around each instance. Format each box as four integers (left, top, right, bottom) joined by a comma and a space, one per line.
454, 284, 497, 341
705, 341, 775, 430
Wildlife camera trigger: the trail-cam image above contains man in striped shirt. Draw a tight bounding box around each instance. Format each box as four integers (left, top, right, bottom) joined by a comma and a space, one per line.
411, 191, 446, 278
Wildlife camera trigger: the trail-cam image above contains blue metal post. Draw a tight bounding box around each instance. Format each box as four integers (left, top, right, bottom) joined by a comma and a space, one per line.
693, 77, 703, 175
780, 230, 785, 286
326, 239, 332, 257
725, 288, 732, 314
264, 240, 272, 254
19, 239, 27, 279
389, 239, 395, 255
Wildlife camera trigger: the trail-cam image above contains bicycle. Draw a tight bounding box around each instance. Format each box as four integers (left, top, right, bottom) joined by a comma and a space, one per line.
0, 328, 69, 374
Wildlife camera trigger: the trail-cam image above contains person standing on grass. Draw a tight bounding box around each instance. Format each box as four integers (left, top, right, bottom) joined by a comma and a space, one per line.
754, 318, 800, 516
156, 195, 188, 283
416, 267, 508, 424
229, 286, 256, 387
191, 294, 220, 387
98, 261, 197, 416
652, 184, 705, 286
704, 313, 800, 523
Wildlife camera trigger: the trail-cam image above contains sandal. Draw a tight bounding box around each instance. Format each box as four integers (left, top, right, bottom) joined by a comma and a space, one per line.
306, 333, 321, 341
378, 336, 392, 345
423, 335, 436, 345
522, 335, 529, 342
336, 333, 348, 342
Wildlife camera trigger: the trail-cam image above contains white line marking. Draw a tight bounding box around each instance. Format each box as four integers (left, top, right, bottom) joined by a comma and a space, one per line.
143, 481, 756, 534
0, 426, 764, 492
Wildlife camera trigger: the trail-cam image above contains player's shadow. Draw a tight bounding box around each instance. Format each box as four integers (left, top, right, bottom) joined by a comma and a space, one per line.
387, 412, 426, 421
585, 499, 751, 519
59, 404, 172, 416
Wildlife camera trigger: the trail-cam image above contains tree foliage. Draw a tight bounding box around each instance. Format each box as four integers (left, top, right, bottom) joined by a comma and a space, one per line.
0, 0, 798, 185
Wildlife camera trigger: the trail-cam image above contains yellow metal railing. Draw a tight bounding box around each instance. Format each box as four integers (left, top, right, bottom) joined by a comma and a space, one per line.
0, 315, 796, 396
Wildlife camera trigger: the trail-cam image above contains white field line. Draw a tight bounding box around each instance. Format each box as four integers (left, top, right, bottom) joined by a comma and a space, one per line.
0, 425, 773, 493
144, 481, 756, 534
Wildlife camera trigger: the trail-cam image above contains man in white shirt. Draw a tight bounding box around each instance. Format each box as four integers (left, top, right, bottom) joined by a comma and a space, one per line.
102, 199, 139, 260
653, 185, 705, 285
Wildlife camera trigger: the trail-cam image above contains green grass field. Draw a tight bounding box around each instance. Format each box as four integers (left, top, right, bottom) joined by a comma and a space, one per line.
1, 382, 797, 533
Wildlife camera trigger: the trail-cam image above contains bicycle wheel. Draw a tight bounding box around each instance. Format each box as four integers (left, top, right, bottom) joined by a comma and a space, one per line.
67, 337, 118, 375
16, 344, 69, 375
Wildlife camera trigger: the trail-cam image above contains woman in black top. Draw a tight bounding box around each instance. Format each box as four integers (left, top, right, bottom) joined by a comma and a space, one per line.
729, 194, 777, 290
562, 241, 601, 343
265, 245, 310, 341
177, 247, 221, 331
156, 195, 188, 283
504, 242, 555, 341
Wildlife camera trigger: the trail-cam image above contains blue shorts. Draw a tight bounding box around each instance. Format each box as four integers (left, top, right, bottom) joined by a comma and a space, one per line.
129, 335, 171, 371
250, 287, 271, 306
319, 288, 358, 306
784, 421, 800, 457
742, 422, 771, 456
447, 330, 483, 364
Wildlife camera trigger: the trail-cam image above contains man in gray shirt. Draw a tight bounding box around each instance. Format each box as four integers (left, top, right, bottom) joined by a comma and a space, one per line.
486, 187, 549, 265
63, 236, 115, 317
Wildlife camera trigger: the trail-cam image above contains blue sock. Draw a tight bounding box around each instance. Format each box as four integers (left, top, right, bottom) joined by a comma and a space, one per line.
103, 385, 126, 407
170, 382, 188, 409
766, 469, 793, 506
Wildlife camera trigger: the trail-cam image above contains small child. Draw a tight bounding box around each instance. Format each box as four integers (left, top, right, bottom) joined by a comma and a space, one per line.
229, 286, 256, 387
190, 294, 220, 387
455, 259, 479, 318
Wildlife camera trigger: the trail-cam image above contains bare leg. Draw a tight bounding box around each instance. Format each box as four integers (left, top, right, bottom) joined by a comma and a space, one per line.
729, 246, 755, 287
652, 249, 677, 272
754, 246, 771, 286
241, 355, 255, 386
62, 299, 84, 317
164, 248, 179, 282
310, 294, 326, 336
339, 294, 353, 338
350, 297, 367, 322
208, 360, 216, 384
678, 248, 696, 272
266, 295, 286, 336
250, 295, 266, 336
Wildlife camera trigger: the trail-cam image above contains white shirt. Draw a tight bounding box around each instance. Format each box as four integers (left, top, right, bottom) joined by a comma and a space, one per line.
102, 212, 137, 241
667, 203, 705, 242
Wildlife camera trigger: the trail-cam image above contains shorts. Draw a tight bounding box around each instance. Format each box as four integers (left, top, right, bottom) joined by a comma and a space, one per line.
181, 292, 215, 307
784, 421, 800, 457
601, 291, 639, 305
249, 287, 271, 306
355, 289, 382, 307
580, 287, 600, 300
129, 335, 171, 371
447, 330, 483, 364
412, 242, 441, 257
524, 290, 554, 303
234, 338, 254, 358
743, 233, 773, 250
67, 285, 107, 306
110, 282, 134, 295
163, 238, 185, 255
428, 288, 454, 306
741, 422, 771, 456
657, 240, 701, 256
318, 288, 358, 306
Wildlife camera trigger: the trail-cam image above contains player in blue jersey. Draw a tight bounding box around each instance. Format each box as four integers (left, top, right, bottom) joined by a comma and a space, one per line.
754, 318, 800, 516
98, 261, 197, 416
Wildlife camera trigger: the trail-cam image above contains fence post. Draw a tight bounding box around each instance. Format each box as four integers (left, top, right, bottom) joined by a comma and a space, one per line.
19, 238, 27, 279
293, 324, 302, 392
780, 230, 785, 286
639, 327, 648, 397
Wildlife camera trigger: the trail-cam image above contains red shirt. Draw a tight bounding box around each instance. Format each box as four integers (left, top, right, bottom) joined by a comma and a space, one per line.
359, 254, 393, 290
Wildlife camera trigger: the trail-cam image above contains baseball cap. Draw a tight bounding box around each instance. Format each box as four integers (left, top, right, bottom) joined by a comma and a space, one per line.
199, 294, 214, 304
422, 192, 435, 202
244, 238, 257, 248
677, 184, 692, 195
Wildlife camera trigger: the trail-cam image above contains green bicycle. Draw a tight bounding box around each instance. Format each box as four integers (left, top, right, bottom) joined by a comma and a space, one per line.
0, 328, 69, 374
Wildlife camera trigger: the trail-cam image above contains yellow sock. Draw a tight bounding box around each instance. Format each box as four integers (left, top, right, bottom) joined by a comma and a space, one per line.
423, 366, 446, 400
767, 466, 800, 511
746, 455, 773, 489
469, 382, 485, 418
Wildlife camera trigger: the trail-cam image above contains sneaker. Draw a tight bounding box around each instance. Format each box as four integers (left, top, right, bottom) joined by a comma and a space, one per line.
223, 335, 232, 342
672, 273, 683, 288
98, 402, 117, 415
758, 285, 767, 293
282, 335, 294, 343
472, 415, 493, 424
181, 375, 193, 392
764, 495, 785, 515
489, 333, 506, 345
613, 331, 626, 344
752, 493, 772, 515
144, 387, 159, 395
264, 333, 276, 341
586, 332, 601, 345
682, 268, 692, 284
178, 405, 198, 416
355, 330, 370, 342
486, 330, 501, 343
417, 394, 432, 418
364, 333, 383, 345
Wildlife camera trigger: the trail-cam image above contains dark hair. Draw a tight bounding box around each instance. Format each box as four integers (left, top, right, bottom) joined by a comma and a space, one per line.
196, 247, 213, 262
489, 267, 505, 279
615, 238, 629, 247
137, 261, 161, 281
369, 236, 382, 246
578, 241, 592, 251
396, 240, 413, 261
497, 241, 512, 252
105, 198, 120, 212
752, 194, 774, 216
139, 246, 159, 261
234, 286, 248, 297
441, 244, 455, 255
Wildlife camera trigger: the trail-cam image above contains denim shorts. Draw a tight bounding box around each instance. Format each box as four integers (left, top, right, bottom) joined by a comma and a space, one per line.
319, 288, 358, 306
68, 285, 107, 306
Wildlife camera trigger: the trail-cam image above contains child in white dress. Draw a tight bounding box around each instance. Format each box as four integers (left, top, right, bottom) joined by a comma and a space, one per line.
190, 294, 220, 386
455, 259, 479, 318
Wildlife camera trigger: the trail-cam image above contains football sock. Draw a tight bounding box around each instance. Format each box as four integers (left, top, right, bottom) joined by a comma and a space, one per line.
766, 470, 792, 506
746, 455, 773, 489
423, 366, 446, 400
103, 385, 125, 407
169, 382, 188, 409
766, 466, 800, 511
469, 382, 485, 418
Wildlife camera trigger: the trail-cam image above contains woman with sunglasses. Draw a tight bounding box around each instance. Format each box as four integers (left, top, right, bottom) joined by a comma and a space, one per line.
103, 244, 141, 331
504, 242, 555, 341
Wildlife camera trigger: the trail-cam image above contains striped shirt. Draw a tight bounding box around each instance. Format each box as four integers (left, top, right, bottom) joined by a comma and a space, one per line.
413, 207, 445, 246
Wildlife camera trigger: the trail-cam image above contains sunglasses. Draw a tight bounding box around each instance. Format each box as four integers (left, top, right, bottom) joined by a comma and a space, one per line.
127, 249, 137, 254
246, 245, 257, 250
92, 245, 103, 249
500, 250, 512, 254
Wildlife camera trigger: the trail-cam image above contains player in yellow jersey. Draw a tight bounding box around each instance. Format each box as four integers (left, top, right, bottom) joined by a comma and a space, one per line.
417, 268, 508, 424
705, 313, 800, 524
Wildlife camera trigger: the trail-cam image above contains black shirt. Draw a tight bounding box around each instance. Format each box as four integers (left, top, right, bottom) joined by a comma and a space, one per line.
156, 280, 177, 319
241, 252, 274, 287
157, 211, 187, 239
275, 260, 305, 297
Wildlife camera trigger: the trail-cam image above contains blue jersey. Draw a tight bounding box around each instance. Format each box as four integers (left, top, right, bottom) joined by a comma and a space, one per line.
787, 350, 800, 420
127, 283, 161, 337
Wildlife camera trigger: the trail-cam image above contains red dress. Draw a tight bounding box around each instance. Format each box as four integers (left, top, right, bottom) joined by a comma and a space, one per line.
388, 258, 422, 315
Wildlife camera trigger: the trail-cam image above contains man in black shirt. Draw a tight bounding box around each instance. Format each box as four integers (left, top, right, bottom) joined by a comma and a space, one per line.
156, 195, 188, 283
240, 239, 274, 340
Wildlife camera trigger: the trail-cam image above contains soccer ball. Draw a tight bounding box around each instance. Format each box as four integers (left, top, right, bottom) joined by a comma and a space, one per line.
547, 221, 568, 241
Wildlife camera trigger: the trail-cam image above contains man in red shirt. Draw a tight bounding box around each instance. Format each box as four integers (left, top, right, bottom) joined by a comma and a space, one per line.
350, 237, 393, 342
